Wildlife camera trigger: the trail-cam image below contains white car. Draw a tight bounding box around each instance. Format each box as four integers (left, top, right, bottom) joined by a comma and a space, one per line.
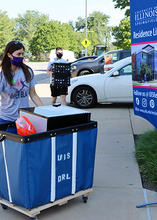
67, 57, 133, 108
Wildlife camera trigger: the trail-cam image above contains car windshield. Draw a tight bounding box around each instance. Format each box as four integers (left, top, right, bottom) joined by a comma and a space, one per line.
111, 52, 120, 63
94, 52, 107, 61
94, 51, 119, 63
95, 50, 131, 64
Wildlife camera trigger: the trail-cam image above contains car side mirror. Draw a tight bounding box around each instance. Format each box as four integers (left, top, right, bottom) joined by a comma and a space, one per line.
112, 71, 119, 77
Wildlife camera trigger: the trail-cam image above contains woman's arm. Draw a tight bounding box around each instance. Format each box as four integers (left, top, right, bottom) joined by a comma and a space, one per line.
29, 86, 44, 106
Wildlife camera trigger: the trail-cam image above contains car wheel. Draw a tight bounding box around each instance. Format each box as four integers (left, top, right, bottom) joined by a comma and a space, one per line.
78, 70, 91, 76
73, 86, 96, 108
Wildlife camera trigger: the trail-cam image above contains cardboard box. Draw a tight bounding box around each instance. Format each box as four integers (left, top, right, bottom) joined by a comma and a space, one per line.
104, 53, 113, 65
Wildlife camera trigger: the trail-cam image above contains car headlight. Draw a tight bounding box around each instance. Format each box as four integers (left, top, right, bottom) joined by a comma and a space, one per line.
71, 65, 77, 72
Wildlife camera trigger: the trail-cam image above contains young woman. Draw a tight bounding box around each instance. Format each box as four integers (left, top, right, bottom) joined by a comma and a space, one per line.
0, 41, 43, 123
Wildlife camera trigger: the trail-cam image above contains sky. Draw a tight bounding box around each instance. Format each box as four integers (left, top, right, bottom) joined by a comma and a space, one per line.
1, 0, 126, 26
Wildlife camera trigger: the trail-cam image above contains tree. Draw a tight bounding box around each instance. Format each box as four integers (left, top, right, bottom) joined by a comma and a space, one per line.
0, 10, 15, 57
87, 11, 111, 44
73, 31, 85, 57
75, 17, 85, 31
68, 20, 75, 30
112, 17, 131, 49
75, 11, 111, 51
61, 23, 78, 52
112, 0, 130, 17
139, 63, 152, 81
86, 31, 100, 55
73, 30, 99, 57
30, 21, 78, 59
15, 10, 49, 43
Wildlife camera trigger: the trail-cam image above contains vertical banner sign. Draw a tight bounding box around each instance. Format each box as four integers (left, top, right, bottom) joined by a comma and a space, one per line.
130, 0, 157, 129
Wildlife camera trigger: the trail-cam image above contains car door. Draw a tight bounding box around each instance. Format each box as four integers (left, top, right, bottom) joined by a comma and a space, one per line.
104, 64, 133, 102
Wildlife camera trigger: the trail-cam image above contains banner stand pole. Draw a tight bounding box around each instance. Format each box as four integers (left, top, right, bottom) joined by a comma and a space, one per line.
137, 201, 157, 208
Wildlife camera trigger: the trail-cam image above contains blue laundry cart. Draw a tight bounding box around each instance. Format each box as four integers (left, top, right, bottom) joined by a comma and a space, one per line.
0, 106, 97, 220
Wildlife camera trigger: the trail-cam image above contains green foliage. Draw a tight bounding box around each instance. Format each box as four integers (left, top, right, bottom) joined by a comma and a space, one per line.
135, 129, 157, 183
73, 31, 85, 57
72, 27, 100, 56
75, 11, 111, 47
22, 41, 32, 59
87, 32, 100, 55
68, 20, 74, 30
112, 17, 131, 49
0, 10, 15, 57
30, 21, 78, 56
0, 7, 130, 60
62, 23, 78, 52
13, 10, 50, 59
112, 0, 130, 17
75, 17, 85, 31
139, 63, 152, 81
15, 10, 49, 43
88, 11, 110, 44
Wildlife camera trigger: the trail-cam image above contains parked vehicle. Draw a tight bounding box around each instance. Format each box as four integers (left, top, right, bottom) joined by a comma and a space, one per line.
93, 44, 107, 56
67, 57, 133, 108
103, 56, 131, 72
71, 56, 97, 63
71, 49, 131, 77
49, 49, 76, 62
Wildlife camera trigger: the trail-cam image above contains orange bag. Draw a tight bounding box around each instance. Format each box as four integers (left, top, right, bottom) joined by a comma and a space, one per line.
15, 116, 36, 136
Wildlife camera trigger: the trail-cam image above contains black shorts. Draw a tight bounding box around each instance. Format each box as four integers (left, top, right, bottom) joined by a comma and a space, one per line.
50, 85, 68, 97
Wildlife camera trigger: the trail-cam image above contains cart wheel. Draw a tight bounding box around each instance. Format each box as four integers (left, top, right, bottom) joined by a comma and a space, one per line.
30, 216, 38, 220
1, 204, 8, 210
82, 196, 88, 203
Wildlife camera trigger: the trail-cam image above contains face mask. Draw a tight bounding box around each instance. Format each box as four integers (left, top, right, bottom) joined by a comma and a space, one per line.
56, 53, 63, 59
10, 55, 23, 66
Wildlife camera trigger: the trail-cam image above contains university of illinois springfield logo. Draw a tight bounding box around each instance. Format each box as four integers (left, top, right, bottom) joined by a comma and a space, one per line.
135, 6, 157, 26
9, 78, 28, 99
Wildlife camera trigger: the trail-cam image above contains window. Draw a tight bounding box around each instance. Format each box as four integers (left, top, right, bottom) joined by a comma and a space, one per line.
111, 52, 120, 62
121, 52, 131, 59
118, 64, 132, 76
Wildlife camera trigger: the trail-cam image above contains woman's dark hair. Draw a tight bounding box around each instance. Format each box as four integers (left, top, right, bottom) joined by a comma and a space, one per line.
0, 41, 33, 86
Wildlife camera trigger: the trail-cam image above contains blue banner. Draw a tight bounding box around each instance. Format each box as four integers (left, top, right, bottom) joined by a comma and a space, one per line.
130, 0, 157, 129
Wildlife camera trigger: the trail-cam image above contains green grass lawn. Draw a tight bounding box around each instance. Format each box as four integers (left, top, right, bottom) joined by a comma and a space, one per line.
135, 129, 157, 184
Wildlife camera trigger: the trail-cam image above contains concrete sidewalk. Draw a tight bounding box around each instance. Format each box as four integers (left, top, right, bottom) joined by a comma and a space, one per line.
28, 62, 157, 220
90, 105, 156, 220
0, 62, 157, 220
